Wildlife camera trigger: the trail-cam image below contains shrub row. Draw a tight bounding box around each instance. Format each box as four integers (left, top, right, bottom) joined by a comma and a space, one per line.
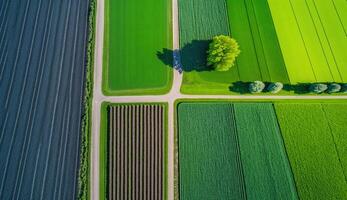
249, 81, 284, 94
248, 81, 347, 94
78, 0, 96, 199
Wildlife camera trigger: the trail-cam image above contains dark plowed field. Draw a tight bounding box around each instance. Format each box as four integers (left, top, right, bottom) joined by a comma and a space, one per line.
108, 105, 164, 200
0, 0, 89, 199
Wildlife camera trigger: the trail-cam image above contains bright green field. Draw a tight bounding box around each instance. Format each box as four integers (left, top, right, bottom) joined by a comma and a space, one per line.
268, 0, 347, 83
178, 102, 299, 199
322, 104, 347, 176
275, 103, 347, 199
179, 0, 289, 94
180, 0, 347, 94
103, 0, 172, 95
178, 103, 246, 199
234, 103, 298, 200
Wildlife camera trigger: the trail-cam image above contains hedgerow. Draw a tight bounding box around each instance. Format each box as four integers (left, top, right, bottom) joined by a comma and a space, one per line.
78, 0, 96, 199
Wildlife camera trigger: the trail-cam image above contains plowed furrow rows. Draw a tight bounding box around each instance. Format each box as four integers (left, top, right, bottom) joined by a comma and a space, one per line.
109, 105, 164, 200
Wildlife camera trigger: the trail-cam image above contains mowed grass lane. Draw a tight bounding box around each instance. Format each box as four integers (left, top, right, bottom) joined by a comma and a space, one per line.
104, 0, 172, 95
268, 0, 347, 83
226, 0, 289, 83
234, 103, 298, 200
178, 103, 246, 199
275, 104, 347, 199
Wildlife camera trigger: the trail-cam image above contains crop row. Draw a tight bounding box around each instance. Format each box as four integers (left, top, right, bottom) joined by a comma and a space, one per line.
177, 102, 297, 199
108, 105, 164, 200
0, 0, 89, 199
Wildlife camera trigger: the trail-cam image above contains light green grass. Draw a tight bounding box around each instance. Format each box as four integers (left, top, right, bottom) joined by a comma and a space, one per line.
103, 0, 172, 95
313, 0, 347, 82
268, 0, 347, 83
180, 0, 289, 95
178, 103, 246, 199
275, 103, 347, 199
289, 0, 334, 81
322, 104, 347, 178
234, 103, 298, 200
332, 0, 347, 34
99, 102, 168, 200
268, 0, 316, 83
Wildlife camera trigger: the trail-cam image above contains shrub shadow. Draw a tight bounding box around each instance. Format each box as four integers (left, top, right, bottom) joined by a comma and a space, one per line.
282, 83, 310, 94
228, 81, 251, 94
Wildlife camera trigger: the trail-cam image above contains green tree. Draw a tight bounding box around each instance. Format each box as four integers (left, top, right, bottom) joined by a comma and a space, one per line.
267, 82, 283, 94
327, 83, 341, 93
309, 83, 328, 94
342, 84, 347, 93
249, 81, 265, 93
207, 35, 240, 71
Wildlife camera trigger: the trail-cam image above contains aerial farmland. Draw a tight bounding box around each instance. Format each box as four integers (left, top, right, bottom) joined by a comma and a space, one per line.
1, 0, 347, 199
0, 0, 91, 199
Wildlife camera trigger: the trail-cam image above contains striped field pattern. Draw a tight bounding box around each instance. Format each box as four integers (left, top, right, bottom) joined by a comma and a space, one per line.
108, 105, 164, 200
0, 0, 89, 198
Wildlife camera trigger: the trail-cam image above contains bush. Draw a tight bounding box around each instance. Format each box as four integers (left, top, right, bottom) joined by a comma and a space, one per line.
327, 83, 341, 93
207, 35, 240, 71
341, 84, 347, 93
249, 81, 265, 93
309, 83, 328, 94
267, 82, 283, 94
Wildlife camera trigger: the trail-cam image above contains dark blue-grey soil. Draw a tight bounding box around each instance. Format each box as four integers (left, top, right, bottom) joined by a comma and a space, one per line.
0, 0, 89, 199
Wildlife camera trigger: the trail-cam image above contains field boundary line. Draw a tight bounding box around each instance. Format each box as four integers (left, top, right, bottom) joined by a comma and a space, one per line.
288, 0, 317, 81
303, 0, 337, 81
310, 0, 344, 81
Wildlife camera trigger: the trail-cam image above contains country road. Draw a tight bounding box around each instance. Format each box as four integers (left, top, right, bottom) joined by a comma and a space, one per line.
90, 0, 347, 199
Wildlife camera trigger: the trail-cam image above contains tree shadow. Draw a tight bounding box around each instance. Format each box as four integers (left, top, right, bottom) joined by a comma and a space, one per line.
156, 39, 213, 72
228, 81, 251, 94
180, 39, 212, 72
282, 83, 310, 94
156, 48, 173, 67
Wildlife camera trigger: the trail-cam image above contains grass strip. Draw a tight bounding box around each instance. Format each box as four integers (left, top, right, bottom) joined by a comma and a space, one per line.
77, 0, 96, 198
178, 103, 246, 199
275, 103, 347, 199
234, 103, 298, 199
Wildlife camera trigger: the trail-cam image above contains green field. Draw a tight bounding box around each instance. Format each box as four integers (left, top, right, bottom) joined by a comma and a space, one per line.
103, 0, 172, 95
275, 103, 347, 199
178, 102, 298, 199
268, 0, 347, 83
322, 104, 347, 176
178, 103, 246, 199
179, 0, 289, 94
234, 103, 298, 199
179, 0, 347, 94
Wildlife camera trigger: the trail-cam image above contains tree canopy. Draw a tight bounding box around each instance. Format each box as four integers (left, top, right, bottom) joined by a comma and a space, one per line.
249, 81, 265, 93
309, 83, 328, 94
207, 35, 240, 71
